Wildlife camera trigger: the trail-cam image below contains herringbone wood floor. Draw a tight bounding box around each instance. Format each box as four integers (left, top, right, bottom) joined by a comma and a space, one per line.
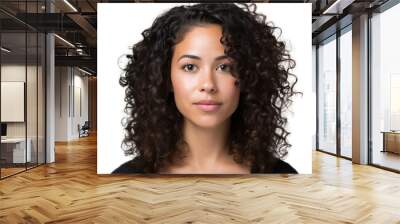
1, 133, 400, 223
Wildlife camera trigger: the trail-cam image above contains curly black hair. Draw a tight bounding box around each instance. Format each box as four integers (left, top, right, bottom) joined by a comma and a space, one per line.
119, 3, 297, 173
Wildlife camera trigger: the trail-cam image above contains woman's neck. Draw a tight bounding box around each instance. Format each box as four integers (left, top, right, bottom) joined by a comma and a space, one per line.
180, 119, 231, 171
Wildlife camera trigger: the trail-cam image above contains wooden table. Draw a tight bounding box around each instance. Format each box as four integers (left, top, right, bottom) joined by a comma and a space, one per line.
381, 131, 400, 154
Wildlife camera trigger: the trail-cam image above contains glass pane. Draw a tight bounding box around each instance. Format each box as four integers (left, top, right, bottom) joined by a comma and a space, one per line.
312, 45, 317, 150
38, 32, 45, 165
340, 28, 352, 158
27, 31, 38, 169
1, 31, 27, 177
318, 36, 337, 154
371, 3, 400, 171
26, 0, 39, 170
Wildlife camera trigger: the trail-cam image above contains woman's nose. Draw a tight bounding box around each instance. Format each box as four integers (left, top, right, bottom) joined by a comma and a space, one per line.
199, 68, 217, 94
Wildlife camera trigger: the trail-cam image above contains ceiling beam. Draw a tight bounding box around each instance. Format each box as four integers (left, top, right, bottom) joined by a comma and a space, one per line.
322, 0, 356, 14
55, 55, 96, 69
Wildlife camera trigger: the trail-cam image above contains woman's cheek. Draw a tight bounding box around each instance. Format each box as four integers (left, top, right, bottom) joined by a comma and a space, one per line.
172, 72, 196, 112
173, 73, 194, 96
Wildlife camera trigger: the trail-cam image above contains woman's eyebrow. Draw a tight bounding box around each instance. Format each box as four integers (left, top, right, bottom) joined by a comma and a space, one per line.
177, 54, 230, 62
177, 54, 200, 62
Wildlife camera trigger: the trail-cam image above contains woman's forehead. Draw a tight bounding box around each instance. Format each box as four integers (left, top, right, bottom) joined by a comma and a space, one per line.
172, 24, 226, 59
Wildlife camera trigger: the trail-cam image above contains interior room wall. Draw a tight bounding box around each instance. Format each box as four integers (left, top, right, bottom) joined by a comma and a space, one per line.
55, 66, 89, 141
1, 63, 44, 163
1, 64, 39, 138
73, 71, 89, 137
55, 66, 70, 141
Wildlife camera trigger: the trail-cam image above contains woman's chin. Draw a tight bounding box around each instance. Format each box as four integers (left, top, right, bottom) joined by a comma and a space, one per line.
187, 117, 227, 129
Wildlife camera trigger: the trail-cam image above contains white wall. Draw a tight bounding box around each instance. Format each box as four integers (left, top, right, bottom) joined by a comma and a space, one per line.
1, 63, 46, 163
54, 67, 89, 141
55, 66, 69, 141
73, 72, 89, 137
1, 65, 39, 138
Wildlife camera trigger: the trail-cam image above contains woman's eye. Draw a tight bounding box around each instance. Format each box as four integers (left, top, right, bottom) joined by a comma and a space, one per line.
217, 64, 232, 72
182, 64, 197, 72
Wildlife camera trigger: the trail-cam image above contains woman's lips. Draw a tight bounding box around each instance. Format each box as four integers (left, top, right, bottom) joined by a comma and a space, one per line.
193, 102, 222, 112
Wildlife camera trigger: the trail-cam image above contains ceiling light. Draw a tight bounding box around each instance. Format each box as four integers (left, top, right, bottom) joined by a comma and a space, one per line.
63, 0, 78, 12
1, 47, 11, 53
54, 34, 75, 48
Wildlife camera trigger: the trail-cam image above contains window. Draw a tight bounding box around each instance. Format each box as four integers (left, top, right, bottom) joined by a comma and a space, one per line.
317, 35, 337, 155
370, 2, 400, 171
339, 27, 352, 158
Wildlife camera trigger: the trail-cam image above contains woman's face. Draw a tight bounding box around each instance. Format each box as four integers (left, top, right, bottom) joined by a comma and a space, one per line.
171, 24, 240, 129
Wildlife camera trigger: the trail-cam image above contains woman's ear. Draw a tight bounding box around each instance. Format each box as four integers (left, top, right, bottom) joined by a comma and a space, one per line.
234, 79, 240, 87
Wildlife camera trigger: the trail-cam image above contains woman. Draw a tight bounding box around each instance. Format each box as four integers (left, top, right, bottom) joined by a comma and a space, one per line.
113, 3, 298, 174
